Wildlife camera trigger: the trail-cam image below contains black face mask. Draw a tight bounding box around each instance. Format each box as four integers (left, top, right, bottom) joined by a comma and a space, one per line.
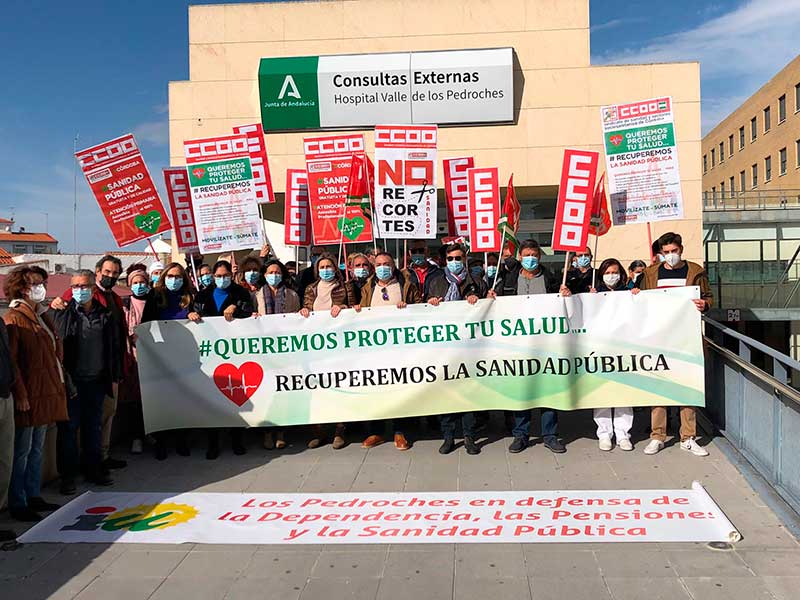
99, 275, 118, 290
503, 256, 517, 269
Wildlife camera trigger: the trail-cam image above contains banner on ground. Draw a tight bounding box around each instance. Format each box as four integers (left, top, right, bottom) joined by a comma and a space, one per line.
135, 289, 703, 433
75, 134, 172, 247
600, 96, 684, 225
184, 135, 264, 254
374, 125, 438, 239
552, 149, 600, 253
284, 169, 311, 246
163, 167, 199, 255
444, 157, 475, 237
304, 134, 372, 245
232, 123, 275, 204
19, 484, 740, 545
467, 167, 501, 252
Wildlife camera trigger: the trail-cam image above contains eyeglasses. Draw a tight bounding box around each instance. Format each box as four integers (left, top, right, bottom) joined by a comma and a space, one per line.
381, 287, 389, 301
446, 256, 464, 262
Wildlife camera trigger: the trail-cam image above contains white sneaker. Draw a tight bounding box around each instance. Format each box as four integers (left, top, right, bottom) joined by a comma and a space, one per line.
598, 436, 613, 451
680, 438, 709, 457
618, 438, 633, 452
131, 439, 143, 455
643, 439, 664, 455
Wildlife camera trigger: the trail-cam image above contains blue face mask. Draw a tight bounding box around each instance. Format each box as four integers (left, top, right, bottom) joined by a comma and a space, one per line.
410, 253, 426, 266
446, 259, 464, 275
354, 267, 368, 279
244, 271, 260, 285
266, 273, 282, 287
131, 283, 149, 298
200, 274, 213, 288
73, 288, 92, 304
339, 262, 346, 271
215, 276, 231, 289
165, 276, 182, 292
521, 256, 539, 271
470, 266, 484, 278
577, 255, 591, 269
150, 274, 160, 284
375, 265, 393, 280
486, 265, 498, 279
319, 268, 335, 282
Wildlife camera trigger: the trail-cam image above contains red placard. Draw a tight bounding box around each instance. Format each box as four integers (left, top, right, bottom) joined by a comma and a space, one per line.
284, 169, 311, 246
75, 133, 171, 247
467, 167, 501, 252
232, 123, 275, 204
163, 167, 199, 254
444, 157, 474, 237
552, 149, 600, 253
304, 134, 371, 245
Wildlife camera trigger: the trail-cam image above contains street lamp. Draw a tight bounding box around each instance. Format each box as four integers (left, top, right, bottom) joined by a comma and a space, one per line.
40, 211, 49, 231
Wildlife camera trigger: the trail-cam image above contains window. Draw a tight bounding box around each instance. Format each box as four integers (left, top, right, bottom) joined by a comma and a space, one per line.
739, 126, 745, 149
712, 186, 717, 200
796, 83, 800, 112
720, 181, 725, 197
740, 170, 746, 192
797, 139, 800, 167
751, 117, 758, 140
703, 190, 708, 202
711, 148, 716, 167
703, 155, 708, 173
12, 244, 27, 254
780, 147, 787, 175
779, 95, 787, 123
764, 106, 771, 132
765, 156, 772, 181
728, 134, 734, 157
752, 163, 758, 188
730, 175, 735, 195
32, 245, 46, 254
719, 142, 725, 162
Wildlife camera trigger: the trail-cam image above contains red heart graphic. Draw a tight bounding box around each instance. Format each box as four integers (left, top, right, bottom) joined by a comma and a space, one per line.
192, 167, 205, 179
609, 134, 623, 146
213, 362, 263, 407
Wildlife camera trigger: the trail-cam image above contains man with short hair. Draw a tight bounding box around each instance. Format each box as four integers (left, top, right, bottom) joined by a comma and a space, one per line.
564, 246, 594, 294
634, 231, 713, 457
491, 239, 566, 454
348, 252, 373, 295
403, 240, 441, 298
0, 318, 16, 541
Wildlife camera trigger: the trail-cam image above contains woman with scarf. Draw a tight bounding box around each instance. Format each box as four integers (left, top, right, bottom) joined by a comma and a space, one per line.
590, 258, 634, 451
255, 259, 301, 449
300, 252, 359, 449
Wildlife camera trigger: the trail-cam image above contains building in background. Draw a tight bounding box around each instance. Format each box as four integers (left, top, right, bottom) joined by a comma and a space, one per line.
0, 216, 58, 254
168, 0, 702, 268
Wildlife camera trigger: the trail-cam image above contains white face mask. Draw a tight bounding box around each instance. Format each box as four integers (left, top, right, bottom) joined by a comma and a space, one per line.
602, 273, 621, 288
28, 284, 47, 303
664, 253, 682, 267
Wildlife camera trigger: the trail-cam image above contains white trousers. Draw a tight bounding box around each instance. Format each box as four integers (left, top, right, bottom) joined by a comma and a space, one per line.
593, 407, 633, 441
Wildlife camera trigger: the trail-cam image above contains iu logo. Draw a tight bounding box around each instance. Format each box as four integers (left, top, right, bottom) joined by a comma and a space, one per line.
60, 503, 198, 533
278, 75, 301, 100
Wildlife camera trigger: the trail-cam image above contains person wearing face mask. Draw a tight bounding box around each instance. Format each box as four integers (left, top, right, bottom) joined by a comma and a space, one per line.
300, 253, 359, 450
49, 270, 122, 493
588, 259, 634, 451
426, 243, 487, 455
403, 240, 441, 298
197, 264, 214, 290
296, 245, 325, 301
485, 253, 500, 286
238, 256, 265, 300
147, 261, 165, 286
633, 232, 712, 457
357, 252, 422, 451
348, 252, 373, 295
3, 267, 66, 521
627, 260, 647, 290
564, 247, 595, 294
489, 239, 565, 455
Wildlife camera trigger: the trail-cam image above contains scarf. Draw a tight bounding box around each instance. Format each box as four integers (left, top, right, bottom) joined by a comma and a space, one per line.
262, 285, 286, 315
126, 296, 147, 335
443, 268, 466, 302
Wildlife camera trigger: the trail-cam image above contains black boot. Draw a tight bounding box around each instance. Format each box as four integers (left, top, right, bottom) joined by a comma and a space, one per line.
439, 437, 455, 455
508, 437, 528, 454
464, 437, 481, 455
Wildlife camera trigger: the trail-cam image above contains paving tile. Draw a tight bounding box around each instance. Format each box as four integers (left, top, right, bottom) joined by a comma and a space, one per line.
376, 574, 453, 600
383, 546, 454, 578
299, 462, 363, 493
300, 577, 380, 600
603, 576, 692, 600
0, 571, 98, 600
101, 550, 188, 579
762, 576, 800, 600
168, 550, 255, 579
454, 544, 526, 579
0, 543, 63, 578
529, 575, 612, 600
225, 574, 308, 600
680, 576, 777, 600
454, 576, 532, 600
74, 576, 165, 600
310, 550, 387, 579
149, 576, 234, 600
664, 548, 753, 577
241, 550, 320, 578
737, 549, 800, 576
522, 547, 599, 577
595, 547, 676, 578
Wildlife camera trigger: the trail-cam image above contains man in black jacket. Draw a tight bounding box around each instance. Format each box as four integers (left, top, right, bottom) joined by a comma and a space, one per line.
50, 270, 122, 493
0, 319, 16, 541
491, 239, 566, 455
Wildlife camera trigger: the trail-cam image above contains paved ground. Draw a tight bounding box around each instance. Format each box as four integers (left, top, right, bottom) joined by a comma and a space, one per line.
1, 410, 799, 599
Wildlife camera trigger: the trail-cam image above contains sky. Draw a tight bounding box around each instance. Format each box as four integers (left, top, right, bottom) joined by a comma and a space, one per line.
1, 0, 798, 253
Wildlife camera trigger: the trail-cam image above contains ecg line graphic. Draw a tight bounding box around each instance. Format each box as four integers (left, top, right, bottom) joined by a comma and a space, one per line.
219, 373, 259, 398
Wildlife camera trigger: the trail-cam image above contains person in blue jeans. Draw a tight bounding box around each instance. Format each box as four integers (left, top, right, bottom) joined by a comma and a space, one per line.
49, 270, 122, 494
490, 239, 567, 454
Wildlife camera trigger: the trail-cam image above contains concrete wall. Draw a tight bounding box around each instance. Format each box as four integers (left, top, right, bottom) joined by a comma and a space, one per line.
169, 0, 702, 265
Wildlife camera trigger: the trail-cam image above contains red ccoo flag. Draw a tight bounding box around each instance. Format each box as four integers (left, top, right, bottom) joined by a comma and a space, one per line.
588, 172, 611, 237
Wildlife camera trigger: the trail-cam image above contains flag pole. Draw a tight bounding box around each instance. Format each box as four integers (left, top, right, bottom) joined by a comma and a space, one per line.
647, 222, 655, 261
561, 253, 571, 292
365, 157, 378, 255
491, 227, 508, 291
188, 253, 200, 290
403, 240, 408, 270
147, 237, 159, 260
591, 233, 600, 290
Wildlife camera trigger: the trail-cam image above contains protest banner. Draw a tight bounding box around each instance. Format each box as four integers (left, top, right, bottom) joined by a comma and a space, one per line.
163, 167, 199, 255
304, 134, 372, 245
467, 167, 502, 252
75, 134, 171, 247
374, 125, 438, 239
552, 149, 600, 254
19, 483, 740, 545
184, 135, 264, 254
135, 289, 703, 433
600, 96, 684, 225
444, 157, 475, 237
232, 123, 275, 204
284, 169, 311, 246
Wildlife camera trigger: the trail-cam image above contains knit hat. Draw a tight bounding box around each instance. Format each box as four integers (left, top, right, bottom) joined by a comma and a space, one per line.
147, 261, 165, 275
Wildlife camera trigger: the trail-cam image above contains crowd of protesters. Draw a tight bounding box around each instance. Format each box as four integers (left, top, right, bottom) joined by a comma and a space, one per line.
0, 231, 712, 540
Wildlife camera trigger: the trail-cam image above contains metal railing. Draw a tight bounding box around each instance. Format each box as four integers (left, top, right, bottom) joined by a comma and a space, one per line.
703, 317, 800, 514
704, 189, 800, 211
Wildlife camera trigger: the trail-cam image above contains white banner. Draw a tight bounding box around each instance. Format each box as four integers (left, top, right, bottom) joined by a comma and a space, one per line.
600, 96, 684, 225
19, 484, 741, 545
